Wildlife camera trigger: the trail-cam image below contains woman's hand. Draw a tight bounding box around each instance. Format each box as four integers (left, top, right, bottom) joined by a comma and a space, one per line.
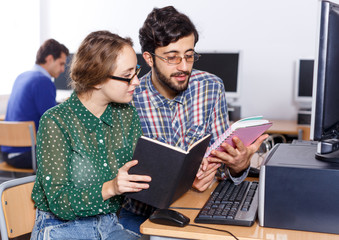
193, 160, 221, 192
102, 160, 151, 200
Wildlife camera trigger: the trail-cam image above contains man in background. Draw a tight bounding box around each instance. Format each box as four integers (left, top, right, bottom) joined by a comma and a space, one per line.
1, 39, 69, 169
119, 6, 267, 234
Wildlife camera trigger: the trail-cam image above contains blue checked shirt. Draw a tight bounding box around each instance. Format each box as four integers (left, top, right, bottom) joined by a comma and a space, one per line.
122, 69, 249, 216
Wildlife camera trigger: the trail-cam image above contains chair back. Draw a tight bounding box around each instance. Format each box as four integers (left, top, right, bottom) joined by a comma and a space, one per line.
0, 175, 36, 240
0, 121, 37, 172
0, 121, 36, 147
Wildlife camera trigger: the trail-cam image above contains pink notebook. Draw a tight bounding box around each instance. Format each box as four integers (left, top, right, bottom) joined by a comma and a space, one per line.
205, 116, 272, 157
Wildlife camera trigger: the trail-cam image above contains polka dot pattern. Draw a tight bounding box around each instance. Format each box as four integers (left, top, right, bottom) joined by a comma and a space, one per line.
31, 92, 142, 220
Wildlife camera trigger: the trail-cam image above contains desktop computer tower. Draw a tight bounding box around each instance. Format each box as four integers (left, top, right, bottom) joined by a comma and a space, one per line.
258, 143, 339, 234
228, 105, 241, 122
297, 108, 312, 125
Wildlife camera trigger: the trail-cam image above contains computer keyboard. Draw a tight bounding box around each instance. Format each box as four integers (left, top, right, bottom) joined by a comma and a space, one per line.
194, 179, 259, 227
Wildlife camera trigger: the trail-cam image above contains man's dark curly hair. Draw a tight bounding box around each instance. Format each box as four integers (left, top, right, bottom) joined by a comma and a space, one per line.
139, 6, 199, 54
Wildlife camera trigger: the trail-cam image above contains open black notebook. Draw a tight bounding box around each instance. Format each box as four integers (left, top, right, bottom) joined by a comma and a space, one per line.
125, 134, 211, 209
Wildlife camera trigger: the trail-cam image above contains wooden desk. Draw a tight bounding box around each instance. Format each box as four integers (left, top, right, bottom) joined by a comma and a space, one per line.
266, 120, 310, 141
141, 180, 339, 240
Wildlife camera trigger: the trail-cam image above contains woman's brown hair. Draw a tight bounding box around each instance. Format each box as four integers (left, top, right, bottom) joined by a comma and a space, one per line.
70, 30, 133, 94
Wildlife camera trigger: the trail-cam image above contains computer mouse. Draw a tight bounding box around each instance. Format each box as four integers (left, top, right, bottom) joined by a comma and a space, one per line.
149, 209, 190, 227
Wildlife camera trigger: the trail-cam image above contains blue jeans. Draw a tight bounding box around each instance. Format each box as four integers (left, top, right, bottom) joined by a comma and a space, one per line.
118, 208, 148, 235
30, 209, 140, 240
2, 151, 32, 168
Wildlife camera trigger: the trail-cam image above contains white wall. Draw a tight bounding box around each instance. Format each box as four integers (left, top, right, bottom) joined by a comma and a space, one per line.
0, 95, 9, 116
0, 0, 40, 95
3, 0, 322, 121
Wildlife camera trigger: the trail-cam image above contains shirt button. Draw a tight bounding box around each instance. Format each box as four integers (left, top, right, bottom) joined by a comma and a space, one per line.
46, 176, 50, 180
103, 163, 107, 167
99, 139, 104, 144
99, 120, 102, 124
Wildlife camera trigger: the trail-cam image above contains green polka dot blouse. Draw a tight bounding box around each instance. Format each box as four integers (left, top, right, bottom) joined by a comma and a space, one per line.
31, 92, 142, 220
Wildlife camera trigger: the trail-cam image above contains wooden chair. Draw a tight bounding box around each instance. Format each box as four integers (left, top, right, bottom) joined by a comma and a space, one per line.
0, 121, 37, 176
0, 175, 36, 240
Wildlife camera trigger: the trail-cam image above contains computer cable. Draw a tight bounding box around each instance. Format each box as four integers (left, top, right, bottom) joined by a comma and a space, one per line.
187, 223, 239, 240
169, 207, 239, 240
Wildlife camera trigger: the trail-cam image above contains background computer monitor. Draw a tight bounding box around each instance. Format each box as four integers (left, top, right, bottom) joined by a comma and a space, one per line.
54, 54, 73, 102
136, 52, 241, 101
294, 59, 314, 109
54, 53, 73, 90
310, 0, 339, 162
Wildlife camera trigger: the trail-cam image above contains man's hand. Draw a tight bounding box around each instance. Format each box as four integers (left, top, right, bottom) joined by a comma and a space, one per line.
207, 134, 268, 177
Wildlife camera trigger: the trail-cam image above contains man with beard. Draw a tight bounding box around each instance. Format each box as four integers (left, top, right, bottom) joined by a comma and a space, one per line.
119, 6, 268, 235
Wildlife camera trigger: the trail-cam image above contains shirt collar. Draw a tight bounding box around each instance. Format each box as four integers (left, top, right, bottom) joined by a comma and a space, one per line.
144, 72, 186, 108
68, 92, 113, 132
32, 64, 52, 79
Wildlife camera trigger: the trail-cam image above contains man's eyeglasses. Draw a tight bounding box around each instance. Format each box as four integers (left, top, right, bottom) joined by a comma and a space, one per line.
151, 52, 201, 65
108, 65, 142, 83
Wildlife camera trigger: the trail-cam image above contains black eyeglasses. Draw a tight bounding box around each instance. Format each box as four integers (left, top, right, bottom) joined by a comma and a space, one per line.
108, 65, 142, 83
151, 52, 201, 65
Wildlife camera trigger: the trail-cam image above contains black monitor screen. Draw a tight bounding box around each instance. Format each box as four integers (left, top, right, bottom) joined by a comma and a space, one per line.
54, 54, 73, 90
136, 54, 150, 77
193, 53, 239, 93
311, 0, 339, 162
136, 52, 240, 98
298, 59, 314, 98
321, 4, 339, 137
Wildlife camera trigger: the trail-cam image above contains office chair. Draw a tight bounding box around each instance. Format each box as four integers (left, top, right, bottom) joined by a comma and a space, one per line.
0, 121, 36, 178
0, 175, 36, 240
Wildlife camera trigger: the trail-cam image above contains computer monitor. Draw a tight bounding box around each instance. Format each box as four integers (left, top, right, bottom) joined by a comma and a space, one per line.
54, 54, 73, 103
294, 59, 314, 109
310, 0, 339, 163
136, 52, 241, 101
54, 53, 73, 90
136, 53, 150, 76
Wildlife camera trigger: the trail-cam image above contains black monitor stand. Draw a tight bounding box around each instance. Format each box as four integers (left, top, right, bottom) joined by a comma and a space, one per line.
315, 138, 339, 163
315, 150, 339, 163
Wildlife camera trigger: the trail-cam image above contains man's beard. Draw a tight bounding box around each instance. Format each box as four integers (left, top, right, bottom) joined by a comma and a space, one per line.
153, 63, 191, 94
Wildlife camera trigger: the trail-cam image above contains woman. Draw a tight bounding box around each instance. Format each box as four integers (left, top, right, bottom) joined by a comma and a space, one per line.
30, 30, 151, 240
